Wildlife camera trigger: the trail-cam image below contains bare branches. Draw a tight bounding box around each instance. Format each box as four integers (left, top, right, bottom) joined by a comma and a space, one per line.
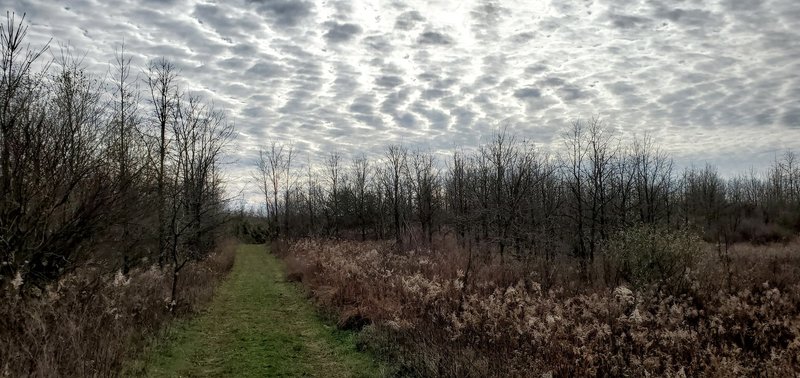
253, 140, 294, 238
0, 18, 234, 298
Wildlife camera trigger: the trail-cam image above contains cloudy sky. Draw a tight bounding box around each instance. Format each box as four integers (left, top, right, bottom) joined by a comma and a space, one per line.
7, 0, 800, 198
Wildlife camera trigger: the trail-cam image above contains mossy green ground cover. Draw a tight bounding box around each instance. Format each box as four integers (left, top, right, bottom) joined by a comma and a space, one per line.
135, 244, 380, 377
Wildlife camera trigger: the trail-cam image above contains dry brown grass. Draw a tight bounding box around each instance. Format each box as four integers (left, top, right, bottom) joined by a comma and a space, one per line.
0, 238, 236, 377
279, 237, 800, 377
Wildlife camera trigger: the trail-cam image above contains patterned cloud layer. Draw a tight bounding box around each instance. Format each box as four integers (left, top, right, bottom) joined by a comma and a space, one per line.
9, 0, 800, 195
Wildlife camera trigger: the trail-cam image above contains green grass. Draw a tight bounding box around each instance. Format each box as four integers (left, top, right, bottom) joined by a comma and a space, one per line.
133, 244, 382, 377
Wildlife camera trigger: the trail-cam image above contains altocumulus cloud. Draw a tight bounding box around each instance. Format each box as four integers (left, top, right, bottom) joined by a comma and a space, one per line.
6, 0, 800, 199
323, 21, 363, 43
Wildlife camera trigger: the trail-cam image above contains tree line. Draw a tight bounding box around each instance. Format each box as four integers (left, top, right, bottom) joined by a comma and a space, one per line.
0, 13, 234, 305
250, 119, 800, 279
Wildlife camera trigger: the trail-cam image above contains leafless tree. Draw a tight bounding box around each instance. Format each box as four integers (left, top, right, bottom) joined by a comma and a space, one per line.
107, 42, 144, 272
351, 154, 371, 240
253, 140, 294, 239
145, 57, 178, 267
382, 145, 409, 245
561, 118, 617, 280
325, 151, 342, 236
631, 134, 674, 224
410, 149, 440, 245
165, 94, 233, 308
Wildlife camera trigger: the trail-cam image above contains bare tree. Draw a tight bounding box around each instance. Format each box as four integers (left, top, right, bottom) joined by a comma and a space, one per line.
445, 150, 470, 246
282, 143, 295, 238
562, 120, 590, 277
253, 140, 293, 239
1, 12, 49, 194
108, 42, 142, 272
351, 154, 371, 240
631, 134, 674, 225
304, 154, 321, 236
560, 118, 617, 280
410, 149, 440, 245
383, 145, 408, 245
585, 118, 616, 258
166, 94, 233, 308
110, 43, 139, 190
145, 57, 178, 267
254, 149, 271, 224
325, 152, 342, 236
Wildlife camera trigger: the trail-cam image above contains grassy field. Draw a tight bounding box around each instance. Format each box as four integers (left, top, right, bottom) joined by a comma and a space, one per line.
133, 244, 381, 377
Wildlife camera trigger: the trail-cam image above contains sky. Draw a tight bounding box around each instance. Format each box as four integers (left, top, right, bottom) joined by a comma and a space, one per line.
7, 0, 800, 200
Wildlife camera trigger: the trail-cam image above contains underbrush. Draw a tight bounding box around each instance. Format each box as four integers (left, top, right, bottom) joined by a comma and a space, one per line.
279, 238, 800, 377
0, 239, 236, 377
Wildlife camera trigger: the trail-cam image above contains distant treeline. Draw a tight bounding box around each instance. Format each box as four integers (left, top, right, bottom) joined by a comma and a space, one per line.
247, 118, 800, 277
0, 13, 234, 301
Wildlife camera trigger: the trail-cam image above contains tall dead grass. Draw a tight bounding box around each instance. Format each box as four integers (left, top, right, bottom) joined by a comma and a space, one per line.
280, 238, 800, 377
0, 238, 236, 377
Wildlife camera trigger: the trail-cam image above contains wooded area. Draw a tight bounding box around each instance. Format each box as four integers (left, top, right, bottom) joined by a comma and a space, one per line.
0, 13, 233, 301
248, 120, 800, 284
0, 14, 236, 375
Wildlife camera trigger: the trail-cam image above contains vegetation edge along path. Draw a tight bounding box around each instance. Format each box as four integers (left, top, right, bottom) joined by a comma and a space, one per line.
135, 244, 381, 377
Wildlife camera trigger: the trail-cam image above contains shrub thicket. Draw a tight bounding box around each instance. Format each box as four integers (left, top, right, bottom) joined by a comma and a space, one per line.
279, 238, 800, 377
605, 225, 701, 292
0, 239, 236, 376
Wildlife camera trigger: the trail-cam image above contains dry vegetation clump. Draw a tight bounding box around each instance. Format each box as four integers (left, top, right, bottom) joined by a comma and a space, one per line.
280, 238, 800, 377
0, 239, 236, 377
602, 225, 702, 292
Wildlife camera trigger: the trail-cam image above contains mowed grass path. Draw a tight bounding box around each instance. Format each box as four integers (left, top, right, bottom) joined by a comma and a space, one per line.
140, 244, 380, 377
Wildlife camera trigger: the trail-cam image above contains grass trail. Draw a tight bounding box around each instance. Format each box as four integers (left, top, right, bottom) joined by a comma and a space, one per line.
137, 244, 380, 377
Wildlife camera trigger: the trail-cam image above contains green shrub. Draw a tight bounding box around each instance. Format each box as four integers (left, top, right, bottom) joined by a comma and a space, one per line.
606, 224, 702, 291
